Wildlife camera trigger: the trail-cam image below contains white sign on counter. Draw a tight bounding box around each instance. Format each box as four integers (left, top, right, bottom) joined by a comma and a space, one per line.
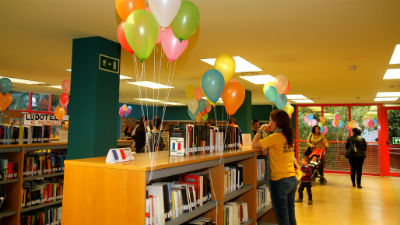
24, 113, 62, 126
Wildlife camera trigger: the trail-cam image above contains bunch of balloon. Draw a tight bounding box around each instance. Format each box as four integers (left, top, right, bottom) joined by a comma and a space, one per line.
116, 0, 200, 62
0, 78, 13, 112
331, 114, 344, 128
119, 104, 133, 118
346, 120, 359, 132
363, 118, 377, 129
318, 116, 328, 135
54, 79, 71, 121
283, 103, 295, 118
263, 75, 290, 110
186, 85, 212, 122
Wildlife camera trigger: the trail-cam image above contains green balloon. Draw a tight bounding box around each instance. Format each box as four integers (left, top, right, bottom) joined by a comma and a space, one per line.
0, 78, 12, 94
201, 113, 208, 122
171, 0, 200, 40
125, 10, 158, 60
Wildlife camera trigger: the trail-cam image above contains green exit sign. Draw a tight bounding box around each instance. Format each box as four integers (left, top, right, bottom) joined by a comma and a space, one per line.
393, 137, 400, 145
99, 54, 120, 74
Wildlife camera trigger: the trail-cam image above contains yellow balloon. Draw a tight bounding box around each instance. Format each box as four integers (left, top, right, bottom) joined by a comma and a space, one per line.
215, 54, 236, 84
263, 82, 275, 94
185, 85, 195, 98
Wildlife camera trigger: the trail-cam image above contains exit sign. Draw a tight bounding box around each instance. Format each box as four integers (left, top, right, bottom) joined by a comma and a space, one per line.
99, 54, 120, 74
393, 137, 400, 145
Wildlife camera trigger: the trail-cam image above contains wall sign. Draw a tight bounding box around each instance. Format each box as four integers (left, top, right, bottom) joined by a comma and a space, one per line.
24, 113, 62, 126
99, 54, 120, 74
393, 137, 400, 145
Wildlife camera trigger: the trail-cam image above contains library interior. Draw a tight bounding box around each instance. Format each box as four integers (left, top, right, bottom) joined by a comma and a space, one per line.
1, 0, 400, 225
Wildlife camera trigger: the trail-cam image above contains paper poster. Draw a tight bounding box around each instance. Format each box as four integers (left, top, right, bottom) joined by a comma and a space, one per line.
242, 133, 252, 147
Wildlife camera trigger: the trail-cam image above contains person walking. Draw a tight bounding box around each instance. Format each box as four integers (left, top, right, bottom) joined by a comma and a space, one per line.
345, 128, 367, 189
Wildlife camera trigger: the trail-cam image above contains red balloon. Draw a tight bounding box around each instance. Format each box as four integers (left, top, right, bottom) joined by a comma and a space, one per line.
283, 81, 290, 95
221, 81, 245, 116
118, 22, 134, 54
59, 93, 69, 107
61, 79, 71, 94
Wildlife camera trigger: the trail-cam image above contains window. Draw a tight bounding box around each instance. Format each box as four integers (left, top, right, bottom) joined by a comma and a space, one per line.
31, 93, 50, 111
298, 106, 321, 140
8, 91, 30, 111
51, 95, 61, 112
324, 106, 349, 141
351, 106, 378, 142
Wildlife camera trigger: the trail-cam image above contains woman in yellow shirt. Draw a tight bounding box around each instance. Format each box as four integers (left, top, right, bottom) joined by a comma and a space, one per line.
252, 109, 297, 225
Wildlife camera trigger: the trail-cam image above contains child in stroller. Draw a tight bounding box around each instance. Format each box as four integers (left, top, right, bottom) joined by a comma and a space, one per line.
309, 151, 327, 185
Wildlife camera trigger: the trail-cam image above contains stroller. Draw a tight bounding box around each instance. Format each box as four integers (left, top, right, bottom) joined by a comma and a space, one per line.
309, 150, 327, 185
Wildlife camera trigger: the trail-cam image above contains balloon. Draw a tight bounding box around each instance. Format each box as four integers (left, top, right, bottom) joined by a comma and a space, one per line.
201, 69, 225, 103
275, 94, 288, 110
199, 107, 207, 116
263, 82, 275, 94
119, 108, 125, 118
201, 113, 208, 122
363, 118, 370, 127
188, 98, 198, 114
156, 25, 165, 45
198, 99, 207, 112
0, 78, 12, 94
323, 126, 328, 135
115, 0, 145, 21
127, 106, 133, 111
307, 120, 312, 127
285, 104, 294, 115
148, 0, 182, 28
304, 115, 309, 123
311, 119, 317, 127
318, 122, 323, 127
161, 27, 188, 62
59, 93, 69, 107
373, 119, 378, 125
354, 122, 359, 128
206, 104, 212, 113
264, 86, 278, 103
54, 106, 66, 121
117, 22, 134, 54
308, 114, 314, 121
334, 114, 340, 121
214, 54, 236, 84
187, 108, 196, 120
320, 126, 324, 133
171, 0, 200, 40
195, 113, 201, 122
124, 111, 129, 117
221, 80, 245, 116
126, 108, 132, 116
283, 81, 290, 95
273, 75, 289, 94
61, 79, 71, 94
332, 120, 336, 127
125, 10, 158, 60
320, 116, 326, 124
334, 120, 339, 127
194, 87, 203, 102
122, 104, 128, 111
0, 93, 12, 112
185, 85, 195, 98
368, 120, 374, 128
346, 125, 351, 132
338, 120, 343, 128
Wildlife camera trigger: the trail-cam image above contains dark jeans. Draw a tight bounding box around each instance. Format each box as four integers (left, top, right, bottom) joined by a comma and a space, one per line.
270, 176, 297, 225
298, 182, 312, 200
349, 157, 365, 186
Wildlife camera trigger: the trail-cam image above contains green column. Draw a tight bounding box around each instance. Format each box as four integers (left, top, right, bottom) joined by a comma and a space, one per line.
67, 36, 121, 159
235, 90, 252, 134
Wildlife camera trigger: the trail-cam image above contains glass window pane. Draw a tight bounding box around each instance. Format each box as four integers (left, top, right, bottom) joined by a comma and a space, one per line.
32, 93, 50, 111
51, 95, 61, 112
351, 106, 378, 142
324, 106, 349, 141
388, 109, 400, 173
8, 91, 30, 110
298, 106, 322, 140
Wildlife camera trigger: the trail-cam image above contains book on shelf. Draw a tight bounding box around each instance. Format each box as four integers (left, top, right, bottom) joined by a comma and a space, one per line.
224, 163, 244, 194
257, 184, 271, 212
0, 125, 51, 145
224, 202, 248, 225
145, 173, 212, 225
257, 158, 266, 182
0, 159, 18, 180
21, 205, 62, 225
23, 152, 65, 177
169, 124, 242, 156
185, 217, 213, 225
21, 179, 63, 208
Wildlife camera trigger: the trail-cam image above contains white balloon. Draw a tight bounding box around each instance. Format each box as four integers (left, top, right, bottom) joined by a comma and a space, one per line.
148, 0, 182, 28
273, 74, 289, 94
188, 99, 198, 114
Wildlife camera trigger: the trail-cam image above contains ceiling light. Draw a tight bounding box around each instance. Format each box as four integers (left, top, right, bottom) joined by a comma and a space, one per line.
200, 56, 262, 73
65, 69, 72, 72
376, 92, 400, 97
0, 76, 45, 85
286, 95, 307, 100
47, 85, 62, 89
292, 99, 314, 103
135, 98, 160, 103
127, 81, 173, 89
384, 104, 400, 107
239, 75, 275, 85
389, 44, 400, 65
383, 69, 400, 79
374, 97, 399, 102
119, 75, 133, 80
162, 101, 185, 106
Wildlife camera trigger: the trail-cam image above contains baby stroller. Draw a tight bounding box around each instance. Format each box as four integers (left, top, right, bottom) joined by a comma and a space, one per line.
309, 150, 327, 185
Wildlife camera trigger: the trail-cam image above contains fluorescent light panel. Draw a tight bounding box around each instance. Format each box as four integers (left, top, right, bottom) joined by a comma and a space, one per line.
47, 85, 62, 89
376, 92, 400, 97
286, 94, 307, 100
0, 76, 45, 85
383, 68, 400, 79
200, 56, 262, 73
127, 81, 173, 89
389, 44, 400, 64
135, 98, 160, 103
292, 99, 314, 103
385, 104, 400, 107
119, 75, 133, 80
374, 97, 399, 102
239, 75, 275, 85
162, 102, 185, 106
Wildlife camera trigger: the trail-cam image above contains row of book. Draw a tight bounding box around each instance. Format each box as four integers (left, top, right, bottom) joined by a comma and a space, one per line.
145, 173, 212, 225
21, 206, 62, 225
169, 125, 242, 156
224, 163, 244, 194
223, 202, 249, 225
23, 152, 65, 177
0, 159, 18, 180
257, 184, 271, 213
21, 179, 63, 208
0, 125, 51, 145
257, 158, 266, 182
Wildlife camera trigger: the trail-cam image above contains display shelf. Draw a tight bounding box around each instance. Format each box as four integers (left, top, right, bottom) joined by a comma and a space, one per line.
0, 178, 19, 185
20, 200, 62, 213
0, 210, 17, 219
165, 200, 218, 225
0, 146, 22, 153
257, 204, 273, 219
24, 143, 67, 152
257, 179, 266, 186
224, 184, 254, 203
241, 218, 254, 225
23, 172, 64, 181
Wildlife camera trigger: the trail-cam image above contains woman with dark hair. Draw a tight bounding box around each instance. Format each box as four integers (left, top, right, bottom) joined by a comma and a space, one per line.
132, 116, 149, 153
346, 128, 367, 188
252, 109, 297, 225
307, 125, 329, 180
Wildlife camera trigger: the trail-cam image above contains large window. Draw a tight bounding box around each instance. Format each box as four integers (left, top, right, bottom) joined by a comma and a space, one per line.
8, 91, 30, 110
51, 95, 61, 112
324, 106, 349, 141
32, 93, 50, 111
351, 106, 378, 142
298, 106, 321, 140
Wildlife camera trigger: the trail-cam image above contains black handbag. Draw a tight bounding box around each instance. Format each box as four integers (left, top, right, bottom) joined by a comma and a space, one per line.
304, 134, 312, 156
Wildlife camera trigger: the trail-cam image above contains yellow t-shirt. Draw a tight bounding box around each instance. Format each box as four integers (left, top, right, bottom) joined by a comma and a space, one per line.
259, 133, 296, 181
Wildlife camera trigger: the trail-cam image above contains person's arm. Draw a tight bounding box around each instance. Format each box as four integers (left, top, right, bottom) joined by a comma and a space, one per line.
252, 124, 271, 156
293, 157, 300, 170
323, 135, 329, 148
307, 134, 314, 148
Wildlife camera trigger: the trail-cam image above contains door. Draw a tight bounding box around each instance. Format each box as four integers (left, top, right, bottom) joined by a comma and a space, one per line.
386, 107, 400, 176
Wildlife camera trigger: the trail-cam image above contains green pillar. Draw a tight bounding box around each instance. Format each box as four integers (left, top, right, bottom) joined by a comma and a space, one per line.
235, 90, 252, 134
68, 36, 120, 159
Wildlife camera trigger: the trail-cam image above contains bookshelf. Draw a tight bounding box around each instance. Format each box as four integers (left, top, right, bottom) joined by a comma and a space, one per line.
0, 143, 67, 225
62, 147, 275, 225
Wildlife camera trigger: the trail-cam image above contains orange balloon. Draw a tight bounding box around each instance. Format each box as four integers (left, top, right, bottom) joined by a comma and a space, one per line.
320, 116, 326, 124
194, 86, 203, 102
115, 0, 146, 21
0, 93, 12, 112
334, 120, 339, 127
221, 80, 245, 116
195, 113, 202, 122
54, 106, 66, 121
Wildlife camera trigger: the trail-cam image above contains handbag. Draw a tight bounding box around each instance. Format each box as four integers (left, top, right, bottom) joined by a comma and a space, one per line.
304, 134, 313, 156
345, 137, 358, 158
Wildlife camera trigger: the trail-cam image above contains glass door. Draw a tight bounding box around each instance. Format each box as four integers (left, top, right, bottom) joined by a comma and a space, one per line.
387, 107, 400, 176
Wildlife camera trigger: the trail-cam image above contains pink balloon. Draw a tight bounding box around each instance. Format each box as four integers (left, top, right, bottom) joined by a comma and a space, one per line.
311, 119, 317, 127
119, 109, 124, 118
323, 126, 328, 134
368, 120, 374, 128
61, 79, 71, 94
334, 114, 340, 121
161, 27, 188, 63
126, 108, 132, 115
157, 26, 165, 45
304, 115, 309, 123
346, 125, 351, 132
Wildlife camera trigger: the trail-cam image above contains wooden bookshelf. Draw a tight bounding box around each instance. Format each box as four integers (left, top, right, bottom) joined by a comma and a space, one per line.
257, 204, 273, 219
23, 172, 64, 181
20, 200, 63, 213
0, 209, 17, 219
0, 178, 19, 185
62, 146, 275, 225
